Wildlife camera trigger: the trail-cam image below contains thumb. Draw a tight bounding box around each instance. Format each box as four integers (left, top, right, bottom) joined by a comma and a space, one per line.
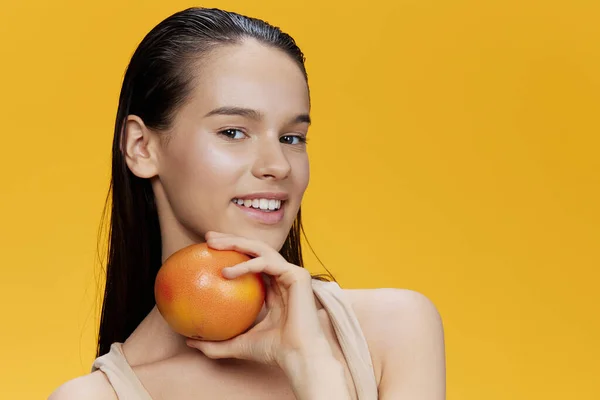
186, 336, 250, 360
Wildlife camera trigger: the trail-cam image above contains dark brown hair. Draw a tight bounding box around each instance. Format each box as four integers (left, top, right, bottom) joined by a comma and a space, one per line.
96, 7, 334, 358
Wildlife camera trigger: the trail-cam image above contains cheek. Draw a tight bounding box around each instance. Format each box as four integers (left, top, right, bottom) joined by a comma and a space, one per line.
293, 156, 310, 193
167, 138, 243, 188
159, 137, 247, 216
195, 147, 244, 187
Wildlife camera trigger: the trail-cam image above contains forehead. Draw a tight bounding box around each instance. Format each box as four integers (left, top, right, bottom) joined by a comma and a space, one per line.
184, 39, 310, 118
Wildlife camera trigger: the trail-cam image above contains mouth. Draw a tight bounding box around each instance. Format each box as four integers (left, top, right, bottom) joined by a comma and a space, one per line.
231, 198, 284, 212
231, 198, 286, 225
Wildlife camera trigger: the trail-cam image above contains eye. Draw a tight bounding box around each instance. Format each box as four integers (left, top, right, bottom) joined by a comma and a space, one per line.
280, 135, 307, 145
218, 128, 246, 140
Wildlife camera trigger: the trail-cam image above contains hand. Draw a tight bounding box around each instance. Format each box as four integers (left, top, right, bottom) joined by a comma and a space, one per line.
186, 231, 332, 368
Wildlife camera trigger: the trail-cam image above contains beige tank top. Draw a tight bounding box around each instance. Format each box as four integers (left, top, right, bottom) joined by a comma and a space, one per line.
92, 280, 378, 399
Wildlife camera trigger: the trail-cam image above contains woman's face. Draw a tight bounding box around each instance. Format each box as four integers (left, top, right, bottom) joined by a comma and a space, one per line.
143, 39, 311, 255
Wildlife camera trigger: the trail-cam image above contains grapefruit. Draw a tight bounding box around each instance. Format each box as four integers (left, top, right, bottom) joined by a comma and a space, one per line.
154, 243, 265, 341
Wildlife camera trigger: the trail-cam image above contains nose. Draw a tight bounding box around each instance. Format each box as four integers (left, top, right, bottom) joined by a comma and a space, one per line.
251, 137, 291, 180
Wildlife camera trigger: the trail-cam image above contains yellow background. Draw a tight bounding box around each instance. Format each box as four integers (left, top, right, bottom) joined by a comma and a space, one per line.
1, 0, 598, 398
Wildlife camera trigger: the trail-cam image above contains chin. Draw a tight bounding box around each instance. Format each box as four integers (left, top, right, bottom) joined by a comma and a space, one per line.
235, 225, 291, 251
219, 202, 298, 250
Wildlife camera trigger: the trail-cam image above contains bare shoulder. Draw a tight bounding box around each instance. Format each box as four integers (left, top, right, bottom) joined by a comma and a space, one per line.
343, 288, 445, 388
48, 371, 117, 400
344, 287, 443, 330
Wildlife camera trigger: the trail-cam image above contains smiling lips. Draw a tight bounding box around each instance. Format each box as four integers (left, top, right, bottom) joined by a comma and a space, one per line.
231, 194, 287, 224
232, 198, 282, 211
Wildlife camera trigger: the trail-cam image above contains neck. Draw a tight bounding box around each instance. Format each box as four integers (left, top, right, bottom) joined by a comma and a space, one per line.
121, 301, 270, 367
122, 305, 194, 366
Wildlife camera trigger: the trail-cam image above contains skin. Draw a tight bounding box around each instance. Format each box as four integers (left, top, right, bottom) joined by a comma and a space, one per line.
136, 40, 311, 256
49, 38, 446, 399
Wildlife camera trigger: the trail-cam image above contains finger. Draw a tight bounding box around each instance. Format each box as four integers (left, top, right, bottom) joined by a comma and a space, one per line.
205, 231, 230, 240
186, 338, 233, 360
222, 257, 288, 279
223, 258, 313, 305
221, 260, 288, 311
283, 268, 323, 334
186, 336, 253, 361
264, 275, 285, 311
207, 235, 271, 258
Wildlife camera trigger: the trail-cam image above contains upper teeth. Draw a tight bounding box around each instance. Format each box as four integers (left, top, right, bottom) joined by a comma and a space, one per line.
233, 198, 282, 211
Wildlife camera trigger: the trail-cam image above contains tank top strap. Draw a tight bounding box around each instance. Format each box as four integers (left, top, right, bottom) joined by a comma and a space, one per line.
91, 343, 153, 400
311, 280, 379, 399
92, 282, 378, 399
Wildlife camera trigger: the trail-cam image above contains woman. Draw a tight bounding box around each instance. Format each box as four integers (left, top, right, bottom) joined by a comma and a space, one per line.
50, 7, 445, 399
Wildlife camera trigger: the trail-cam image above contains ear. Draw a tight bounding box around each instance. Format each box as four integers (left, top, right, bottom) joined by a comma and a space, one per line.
122, 115, 160, 178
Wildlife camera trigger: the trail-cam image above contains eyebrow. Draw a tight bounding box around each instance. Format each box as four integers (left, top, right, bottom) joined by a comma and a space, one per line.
204, 106, 311, 125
